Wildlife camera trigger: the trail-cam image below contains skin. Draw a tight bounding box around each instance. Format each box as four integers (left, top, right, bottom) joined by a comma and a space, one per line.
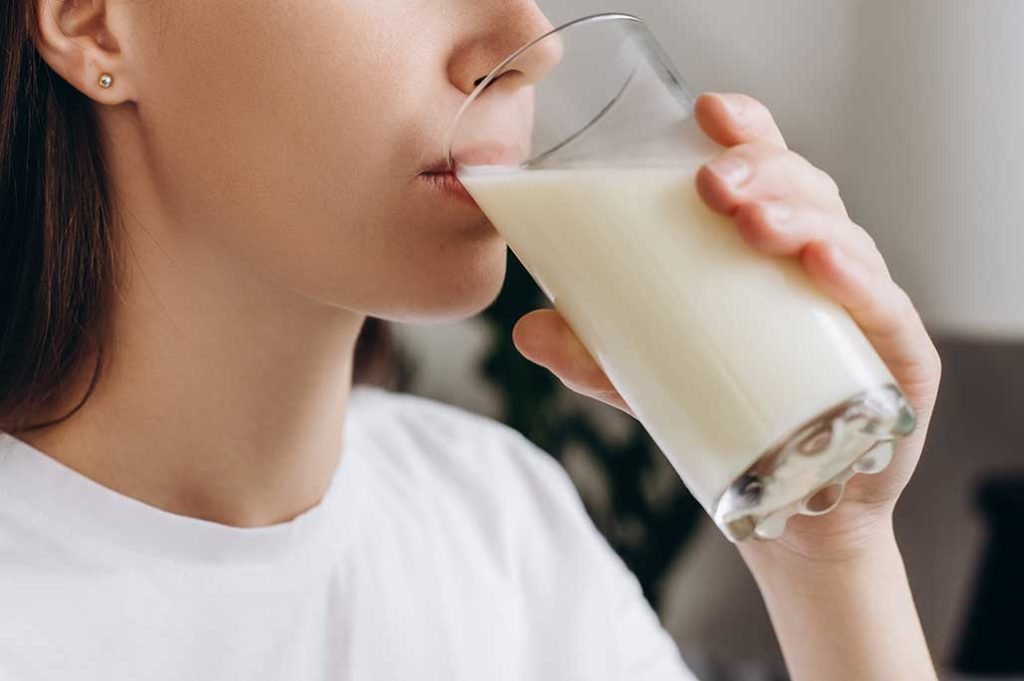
29, 0, 940, 678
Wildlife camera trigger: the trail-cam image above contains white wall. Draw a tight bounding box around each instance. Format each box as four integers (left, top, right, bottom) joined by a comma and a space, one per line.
836, 1, 1024, 339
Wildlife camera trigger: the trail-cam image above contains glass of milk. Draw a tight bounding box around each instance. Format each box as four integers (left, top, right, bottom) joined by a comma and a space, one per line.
444, 13, 917, 542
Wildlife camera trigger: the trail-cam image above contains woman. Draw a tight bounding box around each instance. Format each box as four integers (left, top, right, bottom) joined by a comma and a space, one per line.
0, 1, 941, 679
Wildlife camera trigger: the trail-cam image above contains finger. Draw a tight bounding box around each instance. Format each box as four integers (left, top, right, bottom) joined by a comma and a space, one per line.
512, 309, 635, 416
734, 202, 889, 276
512, 309, 614, 390
800, 241, 942, 389
694, 92, 787, 149
696, 142, 846, 217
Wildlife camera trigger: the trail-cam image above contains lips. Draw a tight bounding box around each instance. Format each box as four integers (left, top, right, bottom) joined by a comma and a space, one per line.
421, 160, 456, 175
421, 142, 528, 176
418, 141, 526, 207
419, 168, 478, 206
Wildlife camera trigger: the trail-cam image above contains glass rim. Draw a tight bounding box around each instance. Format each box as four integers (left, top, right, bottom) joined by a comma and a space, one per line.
444, 12, 648, 171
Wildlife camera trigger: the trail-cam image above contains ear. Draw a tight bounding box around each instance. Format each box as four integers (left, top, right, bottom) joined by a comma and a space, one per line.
33, 0, 134, 105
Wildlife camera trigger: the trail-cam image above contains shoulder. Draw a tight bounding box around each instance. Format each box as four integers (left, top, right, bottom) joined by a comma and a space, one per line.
347, 384, 594, 546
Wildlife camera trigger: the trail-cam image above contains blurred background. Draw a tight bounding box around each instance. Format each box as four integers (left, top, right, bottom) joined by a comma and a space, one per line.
367, 1, 1024, 679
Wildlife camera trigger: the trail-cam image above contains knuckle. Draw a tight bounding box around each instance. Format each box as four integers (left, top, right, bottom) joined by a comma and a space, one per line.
788, 153, 841, 196
735, 202, 777, 242
749, 141, 783, 159
839, 219, 880, 256
930, 346, 943, 379
878, 285, 921, 336
815, 167, 841, 196
742, 94, 774, 124
892, 285, 916, 317
856, 224, 879, 251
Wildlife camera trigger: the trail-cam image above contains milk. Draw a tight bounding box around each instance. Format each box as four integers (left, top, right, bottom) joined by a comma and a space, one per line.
459, 162, 898, 514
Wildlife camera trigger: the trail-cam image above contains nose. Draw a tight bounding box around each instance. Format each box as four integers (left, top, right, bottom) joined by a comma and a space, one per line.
448, 3, 564, 95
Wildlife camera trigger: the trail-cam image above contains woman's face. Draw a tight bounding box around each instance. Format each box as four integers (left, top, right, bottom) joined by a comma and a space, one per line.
109, 0, 558, 322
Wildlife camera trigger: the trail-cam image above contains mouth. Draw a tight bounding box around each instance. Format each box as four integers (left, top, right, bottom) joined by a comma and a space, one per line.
419, 162, 478, 206
419, 142, 526, 206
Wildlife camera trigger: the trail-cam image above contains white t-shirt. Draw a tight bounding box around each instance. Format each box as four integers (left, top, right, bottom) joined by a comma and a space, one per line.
0, 385, 696, 680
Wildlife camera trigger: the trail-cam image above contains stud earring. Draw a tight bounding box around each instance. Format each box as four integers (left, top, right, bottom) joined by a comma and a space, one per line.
98, 73, 114, 89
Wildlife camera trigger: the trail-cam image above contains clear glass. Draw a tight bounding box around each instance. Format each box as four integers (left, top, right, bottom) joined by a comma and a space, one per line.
445, 13, 916, 542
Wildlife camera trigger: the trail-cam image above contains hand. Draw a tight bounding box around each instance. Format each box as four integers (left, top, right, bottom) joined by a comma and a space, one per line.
511, 92, 942, 562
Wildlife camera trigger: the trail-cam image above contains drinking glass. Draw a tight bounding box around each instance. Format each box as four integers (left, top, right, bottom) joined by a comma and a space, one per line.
445, 13, 916, 542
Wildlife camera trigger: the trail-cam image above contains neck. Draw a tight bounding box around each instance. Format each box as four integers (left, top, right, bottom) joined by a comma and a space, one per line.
18, 124, 366, 529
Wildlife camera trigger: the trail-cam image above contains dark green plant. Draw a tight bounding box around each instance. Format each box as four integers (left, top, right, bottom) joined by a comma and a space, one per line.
478, 251, 702, 610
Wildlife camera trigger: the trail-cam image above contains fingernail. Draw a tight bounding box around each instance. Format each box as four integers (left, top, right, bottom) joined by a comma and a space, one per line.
764, 203, 792, 225
707, 156, 751, 188
723, 94, 745, 118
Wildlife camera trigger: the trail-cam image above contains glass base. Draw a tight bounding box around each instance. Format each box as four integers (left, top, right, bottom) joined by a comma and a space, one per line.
712, 383, 916, 543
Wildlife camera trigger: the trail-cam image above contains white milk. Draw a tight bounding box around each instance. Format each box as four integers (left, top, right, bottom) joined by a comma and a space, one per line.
460, 162, 897, 514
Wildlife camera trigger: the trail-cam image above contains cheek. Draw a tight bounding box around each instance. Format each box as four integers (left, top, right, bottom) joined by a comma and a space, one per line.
132, 0, 397, 227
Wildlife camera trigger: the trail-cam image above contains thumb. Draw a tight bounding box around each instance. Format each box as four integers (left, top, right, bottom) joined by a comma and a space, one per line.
512, 309, 588, 369
511, 309, 621, 400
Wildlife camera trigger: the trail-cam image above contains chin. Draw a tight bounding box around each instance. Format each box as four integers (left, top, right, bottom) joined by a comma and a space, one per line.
378, 239, 509, 324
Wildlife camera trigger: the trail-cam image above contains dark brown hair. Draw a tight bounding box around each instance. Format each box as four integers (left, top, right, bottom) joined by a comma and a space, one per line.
1, 2, 393, 435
